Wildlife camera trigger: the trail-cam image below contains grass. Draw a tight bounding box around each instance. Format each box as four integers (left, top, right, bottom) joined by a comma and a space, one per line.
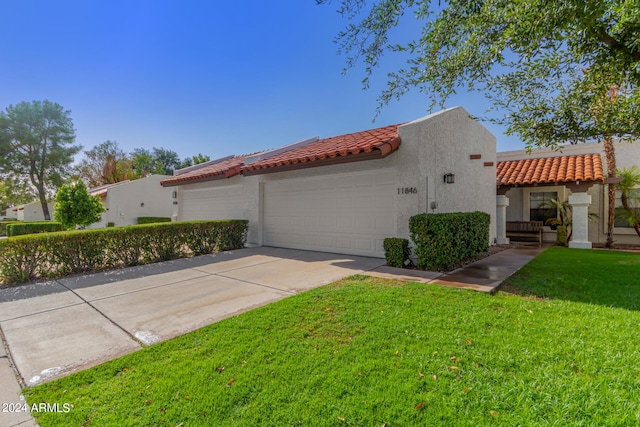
24, 248, 640, 426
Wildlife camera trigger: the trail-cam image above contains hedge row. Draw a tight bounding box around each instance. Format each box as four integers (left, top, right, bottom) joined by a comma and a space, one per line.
137, 216, 172, 224
6, 221, 64, 237
0, 219, 19, 236
0, 220, 248, 284
409, 211, 490, 271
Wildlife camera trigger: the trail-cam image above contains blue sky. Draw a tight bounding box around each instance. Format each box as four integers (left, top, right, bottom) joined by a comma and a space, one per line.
1, 0, 524, 162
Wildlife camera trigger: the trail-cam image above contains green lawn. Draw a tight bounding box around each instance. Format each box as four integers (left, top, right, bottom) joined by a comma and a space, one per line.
25, 248, 640, 426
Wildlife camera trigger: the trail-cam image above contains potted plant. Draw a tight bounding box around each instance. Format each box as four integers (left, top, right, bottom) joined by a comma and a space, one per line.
545, 218, 562, 231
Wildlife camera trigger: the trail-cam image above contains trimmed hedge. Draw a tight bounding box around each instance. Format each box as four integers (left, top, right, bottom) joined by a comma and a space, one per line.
383, 238, 411, 268
137, 216, 172, 224
0, 220, 19, 236
6, 221, 64, 237
0, 220, 248, 284
409, 211, 490, 271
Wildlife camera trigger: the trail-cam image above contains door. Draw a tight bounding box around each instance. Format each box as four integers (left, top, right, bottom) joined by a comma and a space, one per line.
263, 170, 397, 257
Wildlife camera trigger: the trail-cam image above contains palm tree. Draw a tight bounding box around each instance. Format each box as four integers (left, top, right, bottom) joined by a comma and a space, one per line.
616, 167, 640, 238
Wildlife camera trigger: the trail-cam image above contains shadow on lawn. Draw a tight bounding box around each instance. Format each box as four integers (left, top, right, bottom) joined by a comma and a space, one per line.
498, 247, 640, 312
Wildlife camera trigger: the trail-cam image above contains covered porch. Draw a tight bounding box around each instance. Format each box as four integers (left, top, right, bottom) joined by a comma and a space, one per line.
495, 154, 606, 249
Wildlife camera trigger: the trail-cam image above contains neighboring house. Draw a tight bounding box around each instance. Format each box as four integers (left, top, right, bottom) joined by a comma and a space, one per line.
13, 201, 55, 221
88, 175, 174, 228
162, 107, 497, 258
3, 207, 18, 220
497, 141, 640, 247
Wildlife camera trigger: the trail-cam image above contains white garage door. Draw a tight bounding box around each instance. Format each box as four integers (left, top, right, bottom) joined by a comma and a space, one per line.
263, 169, 397, 258
181, 184, 247, 220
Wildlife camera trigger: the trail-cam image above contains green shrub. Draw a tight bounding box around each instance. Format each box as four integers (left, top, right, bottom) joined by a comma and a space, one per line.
409, 211, 490, 271
106, 222, 115, 227
0, 220, 19, 236
0, 220, 249, 284
6, 221, 64, 237
137, 217, 172, 224
383, 238, 411, 268
556, 225, 568, 246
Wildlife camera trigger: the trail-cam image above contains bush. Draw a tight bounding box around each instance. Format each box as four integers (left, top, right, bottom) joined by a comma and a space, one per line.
556, 225, 568, 246
137, 217, 172, 224
409, 211, 490, 271
383, 238, 411, 268
0, 219, 19, 236
106, 222, 115, 227
6, 221, 64, 237
0, 220, 249, 284
54, 181, 105, 229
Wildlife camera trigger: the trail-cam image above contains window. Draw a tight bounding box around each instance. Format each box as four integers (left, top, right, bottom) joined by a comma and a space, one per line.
614, 188, 640, 228
529, 191, 558, 223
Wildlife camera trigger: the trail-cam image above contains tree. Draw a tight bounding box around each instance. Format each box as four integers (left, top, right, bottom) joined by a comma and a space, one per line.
76, 140, 133, 187
151, 147, 181, 175
192, 153, 211, 165
616, 166, 640, 238
54, 181, 105, 229
320, 0, 640, 246
131, 148, 155, 178
0, 101, 80, 220
0, 174, 35, 212
175, 154, 211, 171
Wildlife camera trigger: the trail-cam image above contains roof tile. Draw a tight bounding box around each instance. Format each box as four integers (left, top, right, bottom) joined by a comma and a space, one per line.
242, 124, 401, 173
496, 154, 605, 187
161, 123, 402, 185
160, 155, 248, 186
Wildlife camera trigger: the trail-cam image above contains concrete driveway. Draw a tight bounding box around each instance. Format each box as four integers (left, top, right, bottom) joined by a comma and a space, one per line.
0, 247, 384, 389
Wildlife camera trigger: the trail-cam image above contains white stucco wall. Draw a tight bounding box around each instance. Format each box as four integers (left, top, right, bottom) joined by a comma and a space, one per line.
397, 107, 497, 243
5, 207, 19, 219
91, 175, 173, 228
20, 202, 55, 221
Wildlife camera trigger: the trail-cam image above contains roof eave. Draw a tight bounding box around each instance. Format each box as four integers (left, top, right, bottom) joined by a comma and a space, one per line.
242, 139, 401, 176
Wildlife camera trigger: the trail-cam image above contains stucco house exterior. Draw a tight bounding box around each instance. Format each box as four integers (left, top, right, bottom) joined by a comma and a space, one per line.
161, 107, 497, 258
496, 141, 640, 247
3, 206, 19, 220
11, 201, 55, 221
88, 175, 174, 228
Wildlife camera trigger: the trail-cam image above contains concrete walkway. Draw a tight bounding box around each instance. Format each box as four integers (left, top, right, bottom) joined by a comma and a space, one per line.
0, 245, 545, 427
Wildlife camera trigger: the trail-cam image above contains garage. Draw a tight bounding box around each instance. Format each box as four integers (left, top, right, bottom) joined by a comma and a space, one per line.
181, 184, 246, 221
263, 170, 397, 258
162, 108, 498, 256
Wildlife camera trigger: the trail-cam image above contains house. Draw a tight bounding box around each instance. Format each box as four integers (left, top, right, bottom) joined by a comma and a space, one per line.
13, 201, 55, 221
161, 107, 497, 258
88, 175, 174, 228
3, 206, 18, 220
496, 140, 640, 247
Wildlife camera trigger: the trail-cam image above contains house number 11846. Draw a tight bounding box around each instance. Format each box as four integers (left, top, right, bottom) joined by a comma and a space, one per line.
398, 187, 417, 194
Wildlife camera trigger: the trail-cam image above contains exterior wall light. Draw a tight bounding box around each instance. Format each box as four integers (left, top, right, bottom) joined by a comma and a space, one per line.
172, 191, 178, 199
444, 173, 455, 184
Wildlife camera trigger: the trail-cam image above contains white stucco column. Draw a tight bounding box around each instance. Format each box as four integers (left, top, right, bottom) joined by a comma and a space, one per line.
496, 195, 510, 244
568, 192, 592, 249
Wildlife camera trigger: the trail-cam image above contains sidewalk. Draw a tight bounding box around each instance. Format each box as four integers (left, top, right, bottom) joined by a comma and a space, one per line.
367, 245, 547, 293
0, 245, 545, 427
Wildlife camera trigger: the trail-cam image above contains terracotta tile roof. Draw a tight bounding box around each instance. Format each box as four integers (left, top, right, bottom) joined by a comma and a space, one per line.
496, 154, 605, 187
161, 123, 402, 185
160, 155, 248, 186
242, 124, 401, 174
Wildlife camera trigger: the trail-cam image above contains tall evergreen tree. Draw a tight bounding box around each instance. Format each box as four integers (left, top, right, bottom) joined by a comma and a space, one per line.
0, 100, 80, 220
